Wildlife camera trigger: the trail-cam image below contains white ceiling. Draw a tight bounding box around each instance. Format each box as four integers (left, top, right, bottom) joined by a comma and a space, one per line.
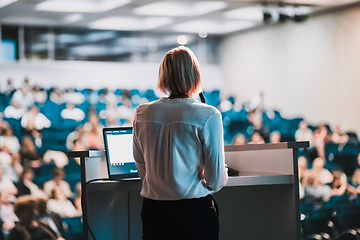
0, 0, 358, 35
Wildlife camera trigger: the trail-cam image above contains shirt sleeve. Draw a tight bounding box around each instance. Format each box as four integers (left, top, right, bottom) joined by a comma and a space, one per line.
133, 110, 146, 180
201, 110, 228, 192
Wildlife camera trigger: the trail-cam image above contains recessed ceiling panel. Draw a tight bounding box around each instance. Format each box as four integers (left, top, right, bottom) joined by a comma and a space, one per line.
89, 16, 174, 31
35, 0, 131, 13
133, 1, 227, 17
172, 19, 260, 34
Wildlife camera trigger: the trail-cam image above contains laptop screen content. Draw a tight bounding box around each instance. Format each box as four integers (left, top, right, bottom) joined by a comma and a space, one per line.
103, 127, 139, 179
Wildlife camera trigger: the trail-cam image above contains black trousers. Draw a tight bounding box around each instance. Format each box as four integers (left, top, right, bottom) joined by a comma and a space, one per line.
141, 195, 219, 240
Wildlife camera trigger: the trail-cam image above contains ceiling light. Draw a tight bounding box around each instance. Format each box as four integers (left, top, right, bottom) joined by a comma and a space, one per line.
63, 14, 83, 23
173, 20, 258, 35
177, 35, 188, 45
35, 0, 130, 13
148, 43, 158, 51
133, 1, 227, 17
0, 0, 17, 8
198, 32, 208, 38
224, 5, 264, 21
89, 16, 173, 31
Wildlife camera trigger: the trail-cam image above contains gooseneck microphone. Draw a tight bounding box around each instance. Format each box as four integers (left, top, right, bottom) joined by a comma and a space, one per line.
199, 92, 206, 103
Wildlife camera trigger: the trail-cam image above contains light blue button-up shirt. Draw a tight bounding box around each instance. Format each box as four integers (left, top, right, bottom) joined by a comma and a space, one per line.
133, 97, 228, 200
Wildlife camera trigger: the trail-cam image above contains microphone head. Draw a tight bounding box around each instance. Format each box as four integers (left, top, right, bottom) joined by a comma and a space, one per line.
199, 92, 206, 103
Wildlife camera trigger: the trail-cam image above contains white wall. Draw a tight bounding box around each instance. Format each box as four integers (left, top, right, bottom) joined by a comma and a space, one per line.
0, 60, 223, 92
221, 7, 360, 135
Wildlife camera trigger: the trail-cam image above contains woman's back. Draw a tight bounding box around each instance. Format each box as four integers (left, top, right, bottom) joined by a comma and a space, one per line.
133, 97, 226, 200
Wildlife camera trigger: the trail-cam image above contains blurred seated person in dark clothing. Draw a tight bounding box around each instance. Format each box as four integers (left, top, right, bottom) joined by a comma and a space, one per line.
36, 197, 65, 238
21, 136, 42, 168
15, 167, 46, 198
8, 195, 64, 240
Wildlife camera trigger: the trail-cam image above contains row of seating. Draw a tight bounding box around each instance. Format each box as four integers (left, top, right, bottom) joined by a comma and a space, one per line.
301, 195, 360, 239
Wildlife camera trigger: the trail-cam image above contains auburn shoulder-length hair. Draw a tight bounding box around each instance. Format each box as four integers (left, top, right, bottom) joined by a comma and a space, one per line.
157, 46, 201, 96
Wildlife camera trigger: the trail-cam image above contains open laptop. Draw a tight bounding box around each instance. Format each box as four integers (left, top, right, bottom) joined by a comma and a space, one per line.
102, 127, 139, 180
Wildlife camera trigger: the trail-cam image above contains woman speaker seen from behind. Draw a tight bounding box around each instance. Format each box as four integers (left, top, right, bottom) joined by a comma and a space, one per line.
133, 46, 228, 240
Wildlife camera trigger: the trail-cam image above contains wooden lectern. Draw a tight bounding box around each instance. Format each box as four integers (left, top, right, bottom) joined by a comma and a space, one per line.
68, 141, 308, 240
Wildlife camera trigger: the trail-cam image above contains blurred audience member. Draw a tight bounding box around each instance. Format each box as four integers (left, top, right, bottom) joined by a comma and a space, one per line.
73, 182, 81, 214
106, 117, 118, 127
248, 132, 265, 144
43, 168, 72, 199
16, 167, 46, 198
329, 170, 347, 196
232, 133, 246, 145
0, 127, 20, 154
0, 114, 9, 136
31, 85, 47, 105
49, 87, 64, 104
295, 120, 313, 144
117, 98, 134, 120
20, 136, 42, 168
3, 100, 26, 120
312, 124, 330, 160
65, 126, 85, 152
63, 88, 84, 105
304, 171, 332, 203
331, 125, 349, 144
88, 89, 98, 106
0, 191, 18, 236
21, 105, 51, 132
217, 94, 232, 113
2, 79, 16, 97
11, 85, 34, 110
0, 165, 17, 197
42, 151, 68, 169
298, 156, 309, 199
103, 88, 118, 105
8, 195, 64, 240
0, 146, 12, 166
60, 103, 85, 122
0, 146, 22, 183
47, 186, 80, 218
348, 168, 360, 197
99, 102, 118, 123
269, 131, 281, 143
82, 113, 104, 150
36, 197, 65, 238
311, 157, 333, 185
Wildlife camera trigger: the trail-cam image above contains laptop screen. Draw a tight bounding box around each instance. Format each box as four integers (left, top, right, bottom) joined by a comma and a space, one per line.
102, 127, 139, 179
